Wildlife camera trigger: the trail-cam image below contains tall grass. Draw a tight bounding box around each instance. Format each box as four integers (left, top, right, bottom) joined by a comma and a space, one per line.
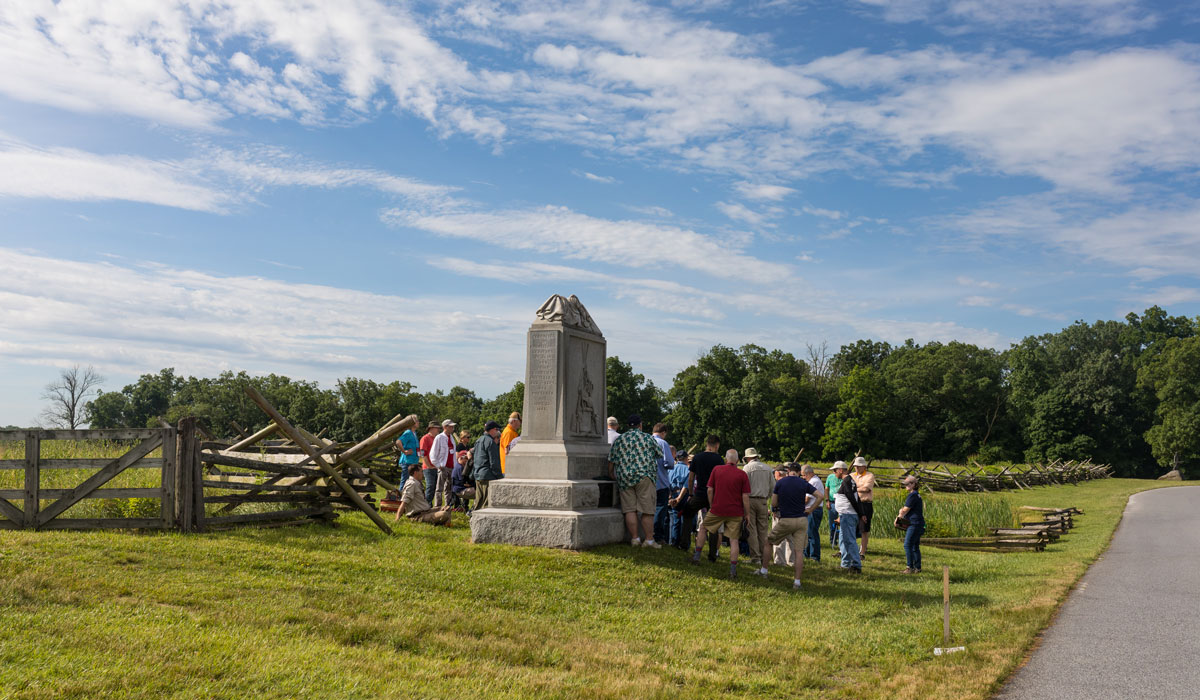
0, 439, 164, 520
871, 488, 1016, 538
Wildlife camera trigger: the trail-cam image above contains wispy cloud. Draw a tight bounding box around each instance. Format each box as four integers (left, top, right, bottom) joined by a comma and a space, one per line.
385, 204, 790, 277
0, 139, 232, 213
572, 169, 618, 184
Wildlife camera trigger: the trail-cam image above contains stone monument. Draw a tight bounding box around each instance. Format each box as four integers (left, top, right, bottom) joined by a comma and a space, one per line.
469, 294, 625, 549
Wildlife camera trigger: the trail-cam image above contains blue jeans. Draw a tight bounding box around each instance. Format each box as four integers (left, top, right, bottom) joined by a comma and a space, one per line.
424, 468, 438, 504
398, 463, 411, 488
653, 488, 671, 542
838, 512, 861, 569
828, 505, 839, 548
804, 507, 823, 561
904, 524, 925, 570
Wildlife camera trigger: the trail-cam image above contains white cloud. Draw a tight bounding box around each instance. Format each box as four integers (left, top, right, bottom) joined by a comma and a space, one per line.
801, 205, 844, 220
385, 204, 790, 277
716, 201, 769, 226
948, 193, 1200, 279
573, 170, 618, 184
851, 48, 1200, 193
0, 247, 528, 393
1137, 286, 1200, 306
735, 182, 796, 201
0, 138, 456, 213
0, 140, 232, 212
625, 204, 675, 218
533, 43, 581, 70
0, 0, 476, 133
855, 0, 1157, 36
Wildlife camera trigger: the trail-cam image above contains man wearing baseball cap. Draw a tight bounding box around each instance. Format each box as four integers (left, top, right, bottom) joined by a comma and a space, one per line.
472, 421, 505, 509
826, 461, 848, 549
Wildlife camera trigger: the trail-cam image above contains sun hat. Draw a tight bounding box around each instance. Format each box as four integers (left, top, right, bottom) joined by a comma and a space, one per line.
852, 456, 869, 467
426, 421, 441, 429
832, 460, 849, 471
442, 419, 457, 428
484, 420, 502, 432
744, 447, 761, 460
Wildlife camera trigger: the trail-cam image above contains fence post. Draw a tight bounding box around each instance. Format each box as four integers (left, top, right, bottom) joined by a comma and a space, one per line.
176, 418, 199, 533
161, 425, 177, 530
24, 432, 40, 530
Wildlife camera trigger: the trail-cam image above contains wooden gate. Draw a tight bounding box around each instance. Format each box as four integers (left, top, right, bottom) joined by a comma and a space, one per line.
0, 428, 176, 530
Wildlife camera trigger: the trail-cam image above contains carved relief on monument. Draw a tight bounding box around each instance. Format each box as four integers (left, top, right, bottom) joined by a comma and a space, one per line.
567, 337, 604, 438
535, 294, 601, 335
570, 342, 602, 437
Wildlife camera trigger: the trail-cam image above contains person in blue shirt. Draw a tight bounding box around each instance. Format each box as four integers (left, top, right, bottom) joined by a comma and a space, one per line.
768, 462, 818, 590
667, 451, 691, 548
651, 423, 674, 544
395, 421, 421, 488
896, 475, 925, 574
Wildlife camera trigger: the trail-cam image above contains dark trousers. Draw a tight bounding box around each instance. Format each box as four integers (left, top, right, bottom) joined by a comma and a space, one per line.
828, 505, 839, 548
669, 498, 694, 547
804, 506, 823, 561
681, 493, 717, 558
904, 524, 925, 570
653, 488, 670, 542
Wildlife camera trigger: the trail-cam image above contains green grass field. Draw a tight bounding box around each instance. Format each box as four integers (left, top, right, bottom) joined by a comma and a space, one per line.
0, 478, 1182, 700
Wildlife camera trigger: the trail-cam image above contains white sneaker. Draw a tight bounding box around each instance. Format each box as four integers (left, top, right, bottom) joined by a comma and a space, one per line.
630, 538, 641, 547
756, 567, 769, 577
793, 580, 803, 591
643, 539, 662, 549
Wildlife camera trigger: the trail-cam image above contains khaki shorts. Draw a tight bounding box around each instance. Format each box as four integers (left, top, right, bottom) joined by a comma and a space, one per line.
768, 516, 808, 552
410, 508, 451, 525
619, 478, 656, 515
701, 513, 743, 540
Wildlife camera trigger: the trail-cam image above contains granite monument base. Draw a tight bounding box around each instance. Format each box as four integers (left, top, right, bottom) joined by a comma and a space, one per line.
470, 506, 625, 549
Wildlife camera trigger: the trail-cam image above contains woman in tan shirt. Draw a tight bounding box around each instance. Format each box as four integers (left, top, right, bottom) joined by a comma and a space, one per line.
850, 456, 876, 556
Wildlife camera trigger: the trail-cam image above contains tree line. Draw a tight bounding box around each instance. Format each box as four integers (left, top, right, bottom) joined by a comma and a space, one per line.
43, 306, 1199, 478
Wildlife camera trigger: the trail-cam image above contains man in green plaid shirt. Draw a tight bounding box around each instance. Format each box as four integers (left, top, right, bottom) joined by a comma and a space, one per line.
608, 414, 663, 548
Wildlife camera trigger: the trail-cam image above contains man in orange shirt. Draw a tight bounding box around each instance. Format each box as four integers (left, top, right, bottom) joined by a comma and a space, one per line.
499, 412, 521, 473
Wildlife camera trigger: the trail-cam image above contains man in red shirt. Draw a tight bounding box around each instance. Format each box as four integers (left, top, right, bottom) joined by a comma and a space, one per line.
419, 421, 441, 504
691, 448, 751, 579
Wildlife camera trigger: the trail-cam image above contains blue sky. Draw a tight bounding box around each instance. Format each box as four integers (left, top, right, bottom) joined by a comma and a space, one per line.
2, 0, 1199, 426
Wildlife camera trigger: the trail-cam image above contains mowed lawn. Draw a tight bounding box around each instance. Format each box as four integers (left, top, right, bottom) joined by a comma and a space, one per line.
0, 479, 1181, 700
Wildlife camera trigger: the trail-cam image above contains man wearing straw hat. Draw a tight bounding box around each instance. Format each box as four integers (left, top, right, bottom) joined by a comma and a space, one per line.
850, 456, 876, 557
742, 447, 774, 576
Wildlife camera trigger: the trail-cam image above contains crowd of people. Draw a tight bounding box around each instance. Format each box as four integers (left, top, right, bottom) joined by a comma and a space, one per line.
388, 412, 926, 586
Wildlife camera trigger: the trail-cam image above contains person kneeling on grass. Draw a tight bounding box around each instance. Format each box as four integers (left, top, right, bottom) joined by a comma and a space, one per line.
691, 449, 750, 580
767, 462, 821, 589
394, 464, 452, 526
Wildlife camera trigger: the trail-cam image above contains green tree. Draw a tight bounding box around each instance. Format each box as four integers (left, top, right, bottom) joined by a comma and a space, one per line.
831, 339, 893, 377
882, 341, 1009, 462
481, 381, 524, 429
667, 345, 819, 460
819, 365, 891, 460
606, 356, 665, 428
1139, 335, 1200, 477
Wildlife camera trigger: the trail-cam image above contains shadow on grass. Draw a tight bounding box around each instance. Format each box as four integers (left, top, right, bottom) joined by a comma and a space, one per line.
586, 541, 993, 608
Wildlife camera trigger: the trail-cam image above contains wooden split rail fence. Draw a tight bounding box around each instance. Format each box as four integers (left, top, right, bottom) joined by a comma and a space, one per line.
924, 506, 1083, 553
0, 387, 411, 535
865, 460, 1112, 493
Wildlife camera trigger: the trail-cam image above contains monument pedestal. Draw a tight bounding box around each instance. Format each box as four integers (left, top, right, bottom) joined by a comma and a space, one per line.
470, 295, 626, 550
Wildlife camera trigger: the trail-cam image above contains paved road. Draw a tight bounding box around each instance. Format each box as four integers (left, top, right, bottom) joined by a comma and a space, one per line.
996, 485, 1200, 700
